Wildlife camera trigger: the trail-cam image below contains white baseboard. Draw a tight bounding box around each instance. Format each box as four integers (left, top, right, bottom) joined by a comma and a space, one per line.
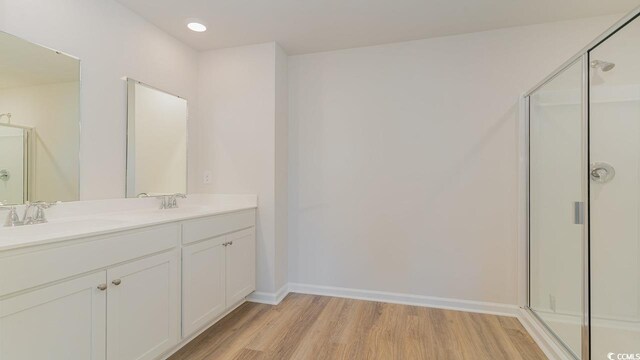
517, 307, 576, 360
286, 283, 520, 317
246, 283, 289, 305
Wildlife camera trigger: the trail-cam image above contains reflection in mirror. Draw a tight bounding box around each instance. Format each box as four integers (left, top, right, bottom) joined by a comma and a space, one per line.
126, 79, 187, 198
0, 32, 80, 205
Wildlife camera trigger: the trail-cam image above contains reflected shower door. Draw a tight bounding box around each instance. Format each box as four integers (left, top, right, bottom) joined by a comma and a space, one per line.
589, 15, 640, 359
529, 58, 586, 358
0, 125, 26, 204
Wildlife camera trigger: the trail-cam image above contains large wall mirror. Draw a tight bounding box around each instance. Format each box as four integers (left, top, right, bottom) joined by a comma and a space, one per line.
0, 32, 80, 205
126, 79, 187, 198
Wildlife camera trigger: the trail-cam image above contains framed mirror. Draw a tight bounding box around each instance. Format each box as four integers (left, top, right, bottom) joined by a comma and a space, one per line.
126, 79, 187, 198
0, 31, 80, 205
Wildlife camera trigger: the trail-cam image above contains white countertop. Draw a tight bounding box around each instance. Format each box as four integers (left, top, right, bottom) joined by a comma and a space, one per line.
0, 194, 257, 252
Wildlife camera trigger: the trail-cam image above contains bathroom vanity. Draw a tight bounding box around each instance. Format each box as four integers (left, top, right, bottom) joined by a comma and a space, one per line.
0, 195, 257, 360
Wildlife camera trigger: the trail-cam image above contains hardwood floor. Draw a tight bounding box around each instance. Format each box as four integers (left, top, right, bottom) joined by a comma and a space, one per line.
170, 293, 547, 360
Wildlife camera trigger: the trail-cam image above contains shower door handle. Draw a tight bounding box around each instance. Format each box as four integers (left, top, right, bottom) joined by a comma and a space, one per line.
574, 202, 584, 225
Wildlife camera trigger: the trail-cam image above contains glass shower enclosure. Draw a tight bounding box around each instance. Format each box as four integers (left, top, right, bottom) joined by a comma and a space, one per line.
526, 7, 640, 360
0, 123, 32, 205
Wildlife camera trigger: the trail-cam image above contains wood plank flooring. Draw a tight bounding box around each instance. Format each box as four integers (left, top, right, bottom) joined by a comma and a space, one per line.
170, 293, 547, 360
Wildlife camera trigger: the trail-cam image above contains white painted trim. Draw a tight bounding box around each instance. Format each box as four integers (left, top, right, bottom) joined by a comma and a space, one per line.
247, 282, 521, 317
287, 283, 519, 317
517, 308, 576, 360
246, 283, 289, 305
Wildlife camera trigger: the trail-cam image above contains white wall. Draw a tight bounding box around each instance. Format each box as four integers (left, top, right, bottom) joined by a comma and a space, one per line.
197, 42, 288, 294
0, 0, 199, 200
0, 82, 79, 202
288, 15, 621, 305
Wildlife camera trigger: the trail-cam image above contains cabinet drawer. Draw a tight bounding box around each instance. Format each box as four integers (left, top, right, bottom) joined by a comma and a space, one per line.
0, 224, 179, 297
181, 209, 255, 245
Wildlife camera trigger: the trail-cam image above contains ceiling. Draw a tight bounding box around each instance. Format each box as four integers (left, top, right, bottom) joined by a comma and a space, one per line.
116, 0, 638, 54
0, 32, 79, 90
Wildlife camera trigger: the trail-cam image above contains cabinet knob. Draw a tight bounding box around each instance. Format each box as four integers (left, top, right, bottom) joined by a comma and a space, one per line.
97, 284, 107, 291
229, 241, 233, 246
112, 279, 122, 286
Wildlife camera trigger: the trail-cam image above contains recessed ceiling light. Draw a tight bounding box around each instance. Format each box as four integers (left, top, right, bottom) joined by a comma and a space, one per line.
187, 19, 207, 32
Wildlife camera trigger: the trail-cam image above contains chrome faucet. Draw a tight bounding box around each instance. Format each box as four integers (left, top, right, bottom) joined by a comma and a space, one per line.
168, 193, 187, 208
155, 193, 187, 209
23, 201, 57, 225
0, 203, 21, 227
1, 201, 58, 227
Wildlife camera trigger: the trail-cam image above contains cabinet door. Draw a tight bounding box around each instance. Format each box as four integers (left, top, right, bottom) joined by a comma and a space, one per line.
182, 237, 226, 338
226, 228, 256, 306
0, 271, 107, 360
106, 251, 179, 360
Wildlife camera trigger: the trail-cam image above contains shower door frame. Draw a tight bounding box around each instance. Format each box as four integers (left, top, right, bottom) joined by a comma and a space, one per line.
524, 54, 589, 360
0, 123, 33, 204
523, 6, 640, 360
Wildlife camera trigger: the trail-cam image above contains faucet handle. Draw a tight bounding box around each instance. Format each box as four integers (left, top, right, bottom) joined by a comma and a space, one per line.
167, 193, 186, 208
28, 201, 58, 223
1, 206, 21, 227
154, 195, 169, 209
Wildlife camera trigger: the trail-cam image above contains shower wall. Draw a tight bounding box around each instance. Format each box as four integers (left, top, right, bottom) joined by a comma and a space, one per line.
590, 91, 640, 359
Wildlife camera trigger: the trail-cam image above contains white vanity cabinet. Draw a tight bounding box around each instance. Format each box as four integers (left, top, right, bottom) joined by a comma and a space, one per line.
182, 237, 227, 337
225, 228, 256, 306
106, 251, 180, 360
0, 251, 181, 360
181, 210, 256, 338
0, 224, 181, 360
0, 207, 256, 360
0, 271, 107, 360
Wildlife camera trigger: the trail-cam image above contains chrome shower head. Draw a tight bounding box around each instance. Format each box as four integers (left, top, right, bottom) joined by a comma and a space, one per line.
590, 60, 615, 72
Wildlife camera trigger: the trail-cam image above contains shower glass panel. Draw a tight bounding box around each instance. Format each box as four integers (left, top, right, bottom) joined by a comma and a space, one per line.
529, 58, 585, 358
589, 15, 640, 359
0, 125, 27, 204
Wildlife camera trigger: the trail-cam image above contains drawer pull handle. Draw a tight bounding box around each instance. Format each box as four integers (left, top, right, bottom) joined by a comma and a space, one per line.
112, 279, 122, 286
97, 284, 107, 291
